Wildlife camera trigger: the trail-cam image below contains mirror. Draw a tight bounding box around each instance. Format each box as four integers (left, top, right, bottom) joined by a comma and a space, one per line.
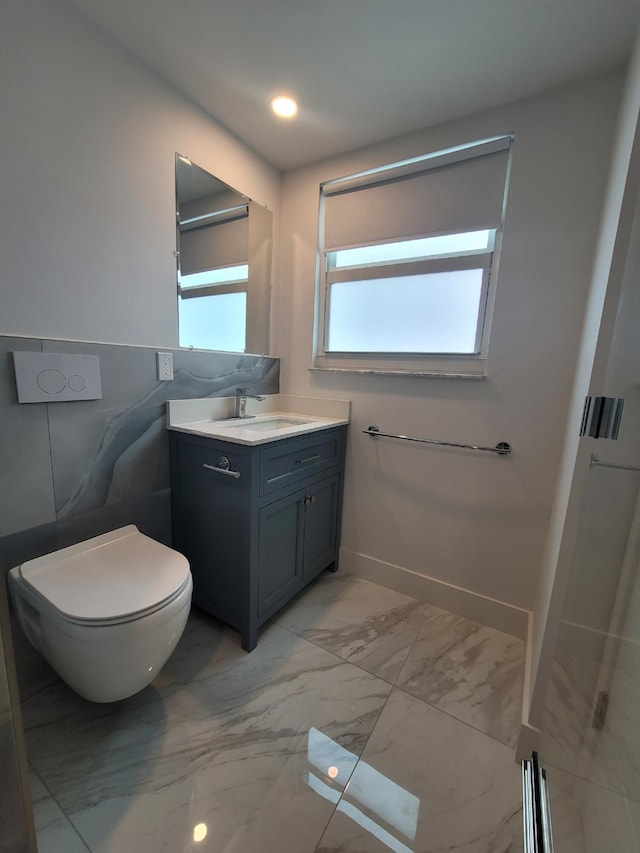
175, 154, 272, 354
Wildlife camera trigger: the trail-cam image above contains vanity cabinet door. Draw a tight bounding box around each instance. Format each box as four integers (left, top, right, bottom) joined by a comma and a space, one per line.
301, 473, 341, 581
257, 488, 304, 617
256, 473, 340, 618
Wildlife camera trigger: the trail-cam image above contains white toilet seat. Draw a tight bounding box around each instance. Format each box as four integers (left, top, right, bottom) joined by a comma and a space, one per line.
16, 525, 191, 623
14, 569, 192, 628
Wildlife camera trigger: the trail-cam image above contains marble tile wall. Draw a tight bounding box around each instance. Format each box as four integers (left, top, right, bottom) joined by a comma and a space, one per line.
0, 335, 278, 695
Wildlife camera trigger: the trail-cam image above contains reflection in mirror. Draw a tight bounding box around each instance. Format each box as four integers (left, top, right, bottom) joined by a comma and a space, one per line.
175, 154, 272, 354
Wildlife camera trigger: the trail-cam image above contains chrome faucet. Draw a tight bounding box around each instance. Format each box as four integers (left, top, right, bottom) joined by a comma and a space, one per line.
234, 387, 265, 419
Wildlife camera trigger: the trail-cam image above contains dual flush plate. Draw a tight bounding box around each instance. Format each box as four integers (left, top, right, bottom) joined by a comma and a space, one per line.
13, 349, 175, 404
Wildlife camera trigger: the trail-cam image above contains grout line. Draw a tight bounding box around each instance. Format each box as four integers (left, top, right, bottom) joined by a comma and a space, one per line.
278, 605, 522, 754
392, 680, 517, 752
311, 681, 399, 853
29, 764, 92, 852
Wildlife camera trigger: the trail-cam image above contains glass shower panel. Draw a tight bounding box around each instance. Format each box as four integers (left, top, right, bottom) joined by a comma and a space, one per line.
538, 202, 640, 851
539, 471, 640, 851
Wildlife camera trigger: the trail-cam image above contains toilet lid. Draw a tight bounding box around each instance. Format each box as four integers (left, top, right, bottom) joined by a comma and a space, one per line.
18, 526, 191, 622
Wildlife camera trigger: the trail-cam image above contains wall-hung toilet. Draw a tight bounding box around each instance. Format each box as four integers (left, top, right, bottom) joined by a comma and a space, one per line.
8, 525, 192, 703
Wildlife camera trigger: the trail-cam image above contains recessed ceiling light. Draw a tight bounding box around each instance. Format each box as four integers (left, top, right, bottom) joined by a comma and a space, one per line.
270, 95, 298, 119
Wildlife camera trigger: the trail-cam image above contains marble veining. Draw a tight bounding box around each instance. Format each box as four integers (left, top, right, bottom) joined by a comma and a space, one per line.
24, 621, 391, 851
395, 605, 524, 748
316, 689, 523, 853
43, 341, 278, 517
275, 572, 431, 683
0, 335, 278, 554
23, 574, 528, 853
275, 574, 524, 749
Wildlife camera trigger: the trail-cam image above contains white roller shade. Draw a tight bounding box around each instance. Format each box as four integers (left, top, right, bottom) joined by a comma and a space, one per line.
323, 137, 512, 251
180, 215, 248, 275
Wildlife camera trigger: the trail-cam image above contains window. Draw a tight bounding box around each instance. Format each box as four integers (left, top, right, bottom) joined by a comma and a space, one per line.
177, 196, 250, 352
178, 264, 248, 351
315, 136, 513, 375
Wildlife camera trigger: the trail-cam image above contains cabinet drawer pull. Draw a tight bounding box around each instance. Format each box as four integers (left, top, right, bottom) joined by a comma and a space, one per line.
203, 459, 241, 479
296, 453, 320, 465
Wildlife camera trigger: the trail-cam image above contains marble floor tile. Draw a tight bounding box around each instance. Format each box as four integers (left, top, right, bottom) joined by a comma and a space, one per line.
30, 768, 89, 853
17, 578, 536, 853
275, 572, 429, 683
316, 688, 522, 853
22, 621, 392, 853
395, 606, 524, 747
154, 606, 258, 688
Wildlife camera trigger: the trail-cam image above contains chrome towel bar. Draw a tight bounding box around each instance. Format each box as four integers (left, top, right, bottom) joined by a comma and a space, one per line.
203, 458, 241, 479
590, 454, 640, 473
363, 425, 512, 456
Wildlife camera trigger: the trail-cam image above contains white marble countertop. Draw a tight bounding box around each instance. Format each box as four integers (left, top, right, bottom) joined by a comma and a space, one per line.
166, 394, 350, 446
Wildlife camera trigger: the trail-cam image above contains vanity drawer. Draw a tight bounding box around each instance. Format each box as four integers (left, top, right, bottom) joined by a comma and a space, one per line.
259, 428, 344, 497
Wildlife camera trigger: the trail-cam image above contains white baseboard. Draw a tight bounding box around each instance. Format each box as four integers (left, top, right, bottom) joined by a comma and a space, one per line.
339, 547, 529, 639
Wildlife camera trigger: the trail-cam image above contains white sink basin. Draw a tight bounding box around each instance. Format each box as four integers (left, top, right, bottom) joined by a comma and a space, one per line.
230, 416, 311, 431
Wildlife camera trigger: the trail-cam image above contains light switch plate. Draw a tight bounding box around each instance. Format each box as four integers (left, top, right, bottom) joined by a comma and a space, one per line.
13, 351, 102, 403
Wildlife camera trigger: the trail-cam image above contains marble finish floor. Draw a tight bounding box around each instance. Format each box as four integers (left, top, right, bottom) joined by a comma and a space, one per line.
23, 572, 525, 852
537, 645, 640, 851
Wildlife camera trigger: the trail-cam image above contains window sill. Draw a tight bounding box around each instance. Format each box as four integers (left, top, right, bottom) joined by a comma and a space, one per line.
308, 366, 487, 379
311, 353, 487, 379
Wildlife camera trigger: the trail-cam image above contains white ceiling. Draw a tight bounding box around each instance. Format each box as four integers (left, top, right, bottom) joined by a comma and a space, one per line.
69, 0, 640, 172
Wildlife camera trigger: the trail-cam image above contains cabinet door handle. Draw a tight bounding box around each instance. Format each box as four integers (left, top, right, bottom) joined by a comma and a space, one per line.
203, 461, 241, 479
296, 454, 320, 465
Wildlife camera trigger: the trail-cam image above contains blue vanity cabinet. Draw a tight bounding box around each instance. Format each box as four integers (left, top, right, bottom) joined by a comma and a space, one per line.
169, 425, 346, 651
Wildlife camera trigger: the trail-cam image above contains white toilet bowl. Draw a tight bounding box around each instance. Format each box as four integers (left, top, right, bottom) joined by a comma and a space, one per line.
8, 525, 192, 702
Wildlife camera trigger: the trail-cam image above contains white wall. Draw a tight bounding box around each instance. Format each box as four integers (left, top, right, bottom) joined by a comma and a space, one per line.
0, 0, 280, 348
276, 74, 622, 624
